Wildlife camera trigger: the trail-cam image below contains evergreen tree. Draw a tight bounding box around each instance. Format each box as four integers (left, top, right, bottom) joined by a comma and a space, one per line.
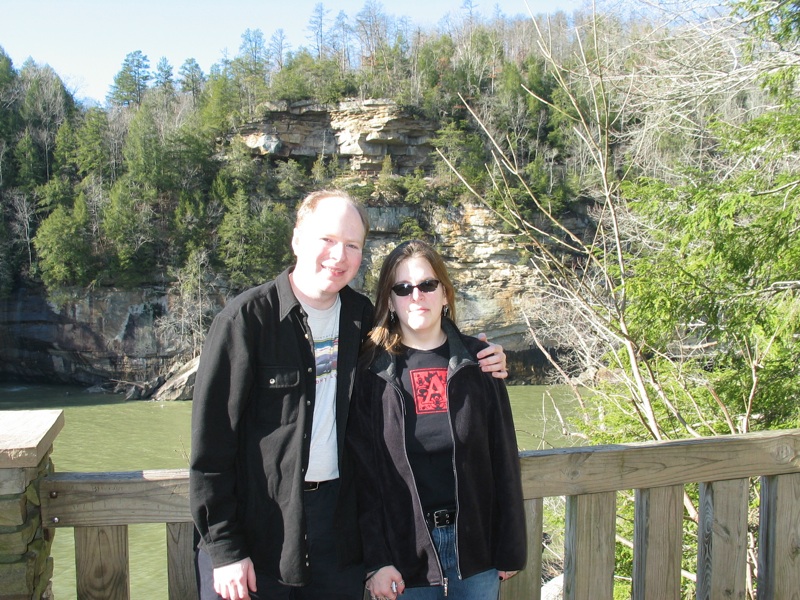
178, 58, 205, 103
218, 190, 292, 289
275, 159, 309, 200
75, 107, 111, 180
197, 64, 240, 132
0, 47, 21, 189
102, 178, 157, 275
36, 177, 74, 213
123, 102, 165, 188
173, 190, 209, 260
108, 50, 151, 106
217, 189, 255, 288
13, 129, 45, 190
53, 119, 79, 180
33, 195, 92, 289
153, 57, 175, 94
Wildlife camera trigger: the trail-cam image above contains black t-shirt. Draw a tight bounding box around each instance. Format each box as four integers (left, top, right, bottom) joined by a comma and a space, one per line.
396, 341, 456, 512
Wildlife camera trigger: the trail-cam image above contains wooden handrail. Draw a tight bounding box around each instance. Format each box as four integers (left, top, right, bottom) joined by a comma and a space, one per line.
518, 428, 800, 496
39, 429, 800, 600
42, 468, 190, 526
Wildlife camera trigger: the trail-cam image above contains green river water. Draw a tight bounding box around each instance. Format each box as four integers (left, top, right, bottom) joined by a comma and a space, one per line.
0, 382, 578, 600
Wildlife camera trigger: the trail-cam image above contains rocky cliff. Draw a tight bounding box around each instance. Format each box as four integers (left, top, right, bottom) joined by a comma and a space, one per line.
0, 286, 172, 385
0, 100, 590, 392
0, 201, 563, 389
240, 99, 437, 174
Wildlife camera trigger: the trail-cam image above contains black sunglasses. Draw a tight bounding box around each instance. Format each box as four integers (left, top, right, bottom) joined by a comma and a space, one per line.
391, 278, 441, 297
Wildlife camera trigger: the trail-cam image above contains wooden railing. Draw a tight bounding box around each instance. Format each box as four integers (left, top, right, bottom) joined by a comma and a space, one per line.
39, 429, 800, 600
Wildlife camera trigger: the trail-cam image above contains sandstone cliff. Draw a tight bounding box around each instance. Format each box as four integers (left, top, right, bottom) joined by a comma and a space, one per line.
240, 99, 437, 174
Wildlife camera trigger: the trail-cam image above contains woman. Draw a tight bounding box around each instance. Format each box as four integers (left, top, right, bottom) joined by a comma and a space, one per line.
346, 240, 526, 600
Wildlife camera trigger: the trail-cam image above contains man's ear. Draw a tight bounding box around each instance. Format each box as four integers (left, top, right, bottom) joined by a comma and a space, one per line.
291, 227, 301, 255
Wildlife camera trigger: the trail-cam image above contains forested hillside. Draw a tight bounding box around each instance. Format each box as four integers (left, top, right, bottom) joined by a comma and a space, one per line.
0, 3, 585, 302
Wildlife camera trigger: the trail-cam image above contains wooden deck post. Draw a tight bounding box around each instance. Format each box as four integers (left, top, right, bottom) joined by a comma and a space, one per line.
0, 409, 64, 600
632, 484, 683, 599
757, 472, 800, 598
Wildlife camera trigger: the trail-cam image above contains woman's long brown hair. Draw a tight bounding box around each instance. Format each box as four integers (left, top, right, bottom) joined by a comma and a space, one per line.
364, 239, 457, 358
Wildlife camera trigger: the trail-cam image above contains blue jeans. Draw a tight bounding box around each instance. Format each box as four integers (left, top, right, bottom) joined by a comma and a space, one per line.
401, 525, 500, 600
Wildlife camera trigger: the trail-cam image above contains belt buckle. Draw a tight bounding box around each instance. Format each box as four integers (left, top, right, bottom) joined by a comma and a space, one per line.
304, 481, 320, 492
433, 509, 452, 527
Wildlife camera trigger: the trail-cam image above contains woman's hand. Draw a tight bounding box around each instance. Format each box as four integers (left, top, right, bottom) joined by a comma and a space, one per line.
499, 570, 519, 581
476, 333, 508, 379
366, 565, 406, 600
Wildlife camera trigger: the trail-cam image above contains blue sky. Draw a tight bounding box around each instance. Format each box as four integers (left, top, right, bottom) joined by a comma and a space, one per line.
1, 0, 582, 104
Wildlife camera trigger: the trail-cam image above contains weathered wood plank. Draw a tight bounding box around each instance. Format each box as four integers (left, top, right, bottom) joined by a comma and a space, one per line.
167, 521, 198, 600
0, 410, 63, 468
500, 497, 543, 600
75, 525, 130, 600
519, 429, 800, 498
563, 492, 615, 600
632, 485, 683, 599
33, 430, 800, 600
757, 473, 800, 599
696, 478, 748, 600
41, 469, 190, 527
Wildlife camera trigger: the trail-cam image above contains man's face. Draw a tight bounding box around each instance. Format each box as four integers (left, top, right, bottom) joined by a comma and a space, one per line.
291, 197, 365, 302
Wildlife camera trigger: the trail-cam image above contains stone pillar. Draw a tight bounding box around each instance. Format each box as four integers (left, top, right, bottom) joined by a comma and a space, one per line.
0, 410, 63, 600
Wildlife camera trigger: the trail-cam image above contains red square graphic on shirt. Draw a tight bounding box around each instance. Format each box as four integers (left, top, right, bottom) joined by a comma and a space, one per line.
410, 368, 448, 414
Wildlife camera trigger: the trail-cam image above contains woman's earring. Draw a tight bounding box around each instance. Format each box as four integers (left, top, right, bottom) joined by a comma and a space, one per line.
389, 310, 397, 324
442, 305, 450, 318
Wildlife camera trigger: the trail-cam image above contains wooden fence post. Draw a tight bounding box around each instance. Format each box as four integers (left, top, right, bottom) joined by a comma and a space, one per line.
0, 410, 64, 600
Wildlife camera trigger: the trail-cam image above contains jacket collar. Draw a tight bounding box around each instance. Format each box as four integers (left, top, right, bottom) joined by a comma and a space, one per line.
442, 318, 477, 373
370, 318, 476, 378
276, 268, 301, 321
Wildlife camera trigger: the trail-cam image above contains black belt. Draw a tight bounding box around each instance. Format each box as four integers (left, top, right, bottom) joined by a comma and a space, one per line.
425, 507, 457, 528
303, 479, 336, 492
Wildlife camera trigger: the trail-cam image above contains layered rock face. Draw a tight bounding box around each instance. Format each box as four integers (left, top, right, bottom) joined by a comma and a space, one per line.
240, 99, 437, 174
0, 201, 549, 387
360, 203, 536, 350
0, 287, 174, 385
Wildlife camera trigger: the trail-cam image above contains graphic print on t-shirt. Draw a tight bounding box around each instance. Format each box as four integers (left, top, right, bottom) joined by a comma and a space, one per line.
315, 336, 338, 384
410, 368, 448, 414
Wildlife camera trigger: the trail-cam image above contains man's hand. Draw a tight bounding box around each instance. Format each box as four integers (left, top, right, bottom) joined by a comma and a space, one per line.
213, 557, 257, 600
476, 332, 508, 379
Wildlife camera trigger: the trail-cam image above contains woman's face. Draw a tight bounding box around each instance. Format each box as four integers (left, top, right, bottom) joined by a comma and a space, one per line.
389, 256, 448, 343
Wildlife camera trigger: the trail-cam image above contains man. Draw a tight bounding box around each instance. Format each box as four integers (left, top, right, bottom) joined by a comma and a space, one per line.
190, 190, 507, 600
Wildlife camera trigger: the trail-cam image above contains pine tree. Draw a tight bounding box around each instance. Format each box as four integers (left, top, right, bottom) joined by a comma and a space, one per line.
108, 50, 151, 106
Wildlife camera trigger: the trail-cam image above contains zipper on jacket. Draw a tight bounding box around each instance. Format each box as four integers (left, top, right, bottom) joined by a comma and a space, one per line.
389, 379, 447, 590
444, 355, 476, 583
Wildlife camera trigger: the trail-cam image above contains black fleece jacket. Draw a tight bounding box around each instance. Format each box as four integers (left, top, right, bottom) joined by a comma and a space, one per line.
346, 319, 527, 587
